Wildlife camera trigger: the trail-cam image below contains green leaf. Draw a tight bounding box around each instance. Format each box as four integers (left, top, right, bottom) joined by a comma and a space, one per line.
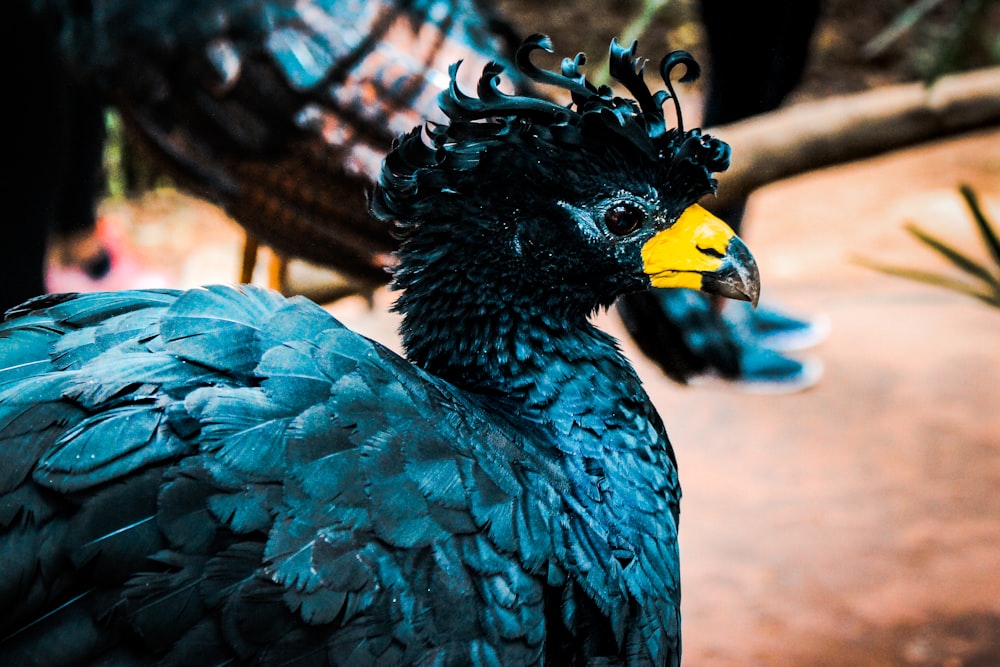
959, 184, 1000, 274
854, 257, 994, 302
855, 186, 1000, 309
904, 223, 997, 287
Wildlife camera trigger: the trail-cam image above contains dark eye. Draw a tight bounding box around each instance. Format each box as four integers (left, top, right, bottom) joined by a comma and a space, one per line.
604, 202, 646, 236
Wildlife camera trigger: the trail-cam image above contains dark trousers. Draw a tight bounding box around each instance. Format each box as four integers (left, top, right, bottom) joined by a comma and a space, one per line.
699, 0, 822, 231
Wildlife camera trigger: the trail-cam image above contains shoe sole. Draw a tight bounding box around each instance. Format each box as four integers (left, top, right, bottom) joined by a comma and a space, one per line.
755, 313, 831, 353
688, 356, 825, 396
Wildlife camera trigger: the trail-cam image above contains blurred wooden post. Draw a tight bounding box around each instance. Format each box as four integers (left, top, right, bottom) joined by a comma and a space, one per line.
240, 235, 259, 284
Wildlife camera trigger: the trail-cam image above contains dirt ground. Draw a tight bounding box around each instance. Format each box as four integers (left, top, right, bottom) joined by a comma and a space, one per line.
81, 2, 1000, 665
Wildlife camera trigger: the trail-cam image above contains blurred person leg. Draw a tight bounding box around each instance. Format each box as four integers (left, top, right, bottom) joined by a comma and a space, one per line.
701, 0, 830, 355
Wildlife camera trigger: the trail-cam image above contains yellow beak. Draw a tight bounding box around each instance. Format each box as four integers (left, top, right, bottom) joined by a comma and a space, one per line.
642, 204, 760, 305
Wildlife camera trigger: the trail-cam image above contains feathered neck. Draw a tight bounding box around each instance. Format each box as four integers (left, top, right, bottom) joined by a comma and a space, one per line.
393, 236, 683, 667
395, 265, 634, 410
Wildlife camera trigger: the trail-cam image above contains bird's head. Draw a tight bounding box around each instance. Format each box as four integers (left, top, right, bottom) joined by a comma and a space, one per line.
373, 34, 759, 323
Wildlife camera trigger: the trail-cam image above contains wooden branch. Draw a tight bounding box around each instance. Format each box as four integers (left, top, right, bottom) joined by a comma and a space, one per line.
706, 65, 1000, 209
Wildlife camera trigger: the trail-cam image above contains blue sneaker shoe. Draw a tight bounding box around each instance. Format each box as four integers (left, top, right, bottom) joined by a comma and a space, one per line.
734, 343, 823, 394
725, 300, 830, 352
691, 337, 824, 394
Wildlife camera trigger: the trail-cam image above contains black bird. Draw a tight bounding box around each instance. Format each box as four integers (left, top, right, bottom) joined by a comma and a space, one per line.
0, 36, 758, 665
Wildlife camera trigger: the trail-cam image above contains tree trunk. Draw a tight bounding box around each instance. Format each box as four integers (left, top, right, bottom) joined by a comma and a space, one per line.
706, 65, 1000, 209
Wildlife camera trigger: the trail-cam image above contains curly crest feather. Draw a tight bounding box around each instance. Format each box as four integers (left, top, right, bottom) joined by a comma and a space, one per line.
371, 34, 731, 233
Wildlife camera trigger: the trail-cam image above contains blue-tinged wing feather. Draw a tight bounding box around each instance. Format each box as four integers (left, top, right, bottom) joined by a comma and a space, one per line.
0, 285, 558, 663
158, 285, 290, 376
117, 552, 207, 652
0, 375, 85, 494
185, 386, 295, 481
61, 352, 227, 406
2, 290, 178, 327
36, 405, 174, 492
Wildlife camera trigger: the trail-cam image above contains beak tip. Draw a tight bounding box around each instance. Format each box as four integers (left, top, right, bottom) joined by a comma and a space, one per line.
708, 236, 760, 306
746, 271, 761, 308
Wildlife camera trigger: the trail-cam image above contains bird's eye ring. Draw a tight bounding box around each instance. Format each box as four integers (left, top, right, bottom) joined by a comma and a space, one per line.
604, 203, 646, 236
